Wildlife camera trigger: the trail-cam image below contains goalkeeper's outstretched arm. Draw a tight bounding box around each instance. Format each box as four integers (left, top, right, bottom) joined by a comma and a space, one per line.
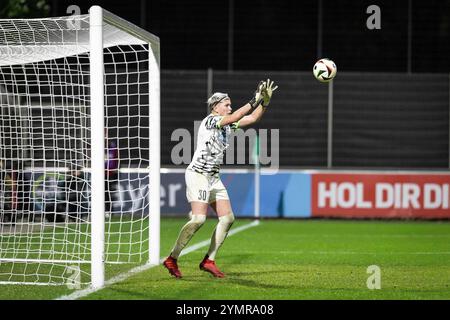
218, 103, 255, 127
238, 79, 278, 128
217, 81, 265, 127
238, 105, 267, 128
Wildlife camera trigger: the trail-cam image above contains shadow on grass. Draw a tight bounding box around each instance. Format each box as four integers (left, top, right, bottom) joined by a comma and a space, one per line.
99, 267, 304, 300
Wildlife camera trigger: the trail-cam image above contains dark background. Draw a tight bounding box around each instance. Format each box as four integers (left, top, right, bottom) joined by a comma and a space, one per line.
1, 0, 449, 169
3, 0, 448, 73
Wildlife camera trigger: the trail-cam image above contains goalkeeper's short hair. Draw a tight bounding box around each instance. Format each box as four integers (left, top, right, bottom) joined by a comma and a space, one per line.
207, 92, 229, 111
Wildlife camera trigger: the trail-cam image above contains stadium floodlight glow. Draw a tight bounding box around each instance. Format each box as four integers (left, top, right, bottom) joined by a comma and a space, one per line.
0, 6, 160, 288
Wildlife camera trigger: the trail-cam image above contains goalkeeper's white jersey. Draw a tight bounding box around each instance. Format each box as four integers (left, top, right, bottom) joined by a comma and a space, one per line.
187, 114, 238, 176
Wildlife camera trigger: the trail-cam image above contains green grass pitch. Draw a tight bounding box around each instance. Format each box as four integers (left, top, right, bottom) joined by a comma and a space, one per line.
0, 217, 449, 300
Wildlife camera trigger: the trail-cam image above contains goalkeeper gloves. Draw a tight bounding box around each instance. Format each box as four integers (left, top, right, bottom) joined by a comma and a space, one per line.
262, 78, 278, 107
249, 80, 266, 109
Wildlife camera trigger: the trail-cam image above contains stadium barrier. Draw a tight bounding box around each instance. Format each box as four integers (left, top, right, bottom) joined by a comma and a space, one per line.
162, 70, 450, 169
21, 169, 450, 220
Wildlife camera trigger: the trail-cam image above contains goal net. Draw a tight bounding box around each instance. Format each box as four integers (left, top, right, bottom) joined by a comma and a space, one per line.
0, 6, 160, 288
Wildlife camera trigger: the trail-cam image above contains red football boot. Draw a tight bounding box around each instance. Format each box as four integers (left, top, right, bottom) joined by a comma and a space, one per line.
199, 256, 225, 278
163, 256, 182, 278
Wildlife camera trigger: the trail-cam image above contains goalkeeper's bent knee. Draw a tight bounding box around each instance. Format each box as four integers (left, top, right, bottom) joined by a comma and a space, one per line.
219, 212, 235, 227
181, 214, 206, 241
190, 213, 207, 226
177, 213, 207, 240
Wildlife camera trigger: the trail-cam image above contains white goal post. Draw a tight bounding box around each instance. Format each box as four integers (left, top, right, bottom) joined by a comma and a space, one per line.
0, 6, 160, 288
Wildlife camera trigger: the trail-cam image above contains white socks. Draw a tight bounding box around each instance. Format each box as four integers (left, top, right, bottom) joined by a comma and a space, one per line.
207, 213, 235, 261
170, 212, 236, 261
171, 214, 206, 259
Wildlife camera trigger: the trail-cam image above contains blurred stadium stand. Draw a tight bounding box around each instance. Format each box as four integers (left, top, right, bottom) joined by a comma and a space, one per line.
162, 70, 449, 169
1, 0, 449, 169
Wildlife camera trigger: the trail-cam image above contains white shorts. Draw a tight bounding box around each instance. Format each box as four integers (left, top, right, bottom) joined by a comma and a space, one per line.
185, 170, 230, 204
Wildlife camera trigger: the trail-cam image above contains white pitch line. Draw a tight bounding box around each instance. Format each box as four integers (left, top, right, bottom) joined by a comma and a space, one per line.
267, 250, 450, 255
56, 220, 260, 300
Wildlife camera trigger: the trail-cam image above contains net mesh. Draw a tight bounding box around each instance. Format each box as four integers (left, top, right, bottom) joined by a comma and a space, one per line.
0, 14, 154, 286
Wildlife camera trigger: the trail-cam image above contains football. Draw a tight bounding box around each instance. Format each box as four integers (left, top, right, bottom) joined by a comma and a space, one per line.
313, 58, 337, 82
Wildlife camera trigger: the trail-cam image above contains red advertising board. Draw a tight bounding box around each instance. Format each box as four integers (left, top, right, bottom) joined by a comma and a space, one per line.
311, 173, 450, 219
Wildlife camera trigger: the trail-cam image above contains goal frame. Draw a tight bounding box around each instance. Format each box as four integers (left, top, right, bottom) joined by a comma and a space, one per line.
89, 6, 160, 289
0, 6, 160, 289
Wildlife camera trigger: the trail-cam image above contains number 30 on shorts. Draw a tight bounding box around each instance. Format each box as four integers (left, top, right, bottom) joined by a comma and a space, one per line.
198, 190, 207, 201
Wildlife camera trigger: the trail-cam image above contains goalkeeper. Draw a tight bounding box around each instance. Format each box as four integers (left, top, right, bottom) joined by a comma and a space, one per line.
163, 79, 278, 278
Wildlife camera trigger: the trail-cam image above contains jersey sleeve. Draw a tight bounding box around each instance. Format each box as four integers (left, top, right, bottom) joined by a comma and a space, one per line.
205, 115, 224, 130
